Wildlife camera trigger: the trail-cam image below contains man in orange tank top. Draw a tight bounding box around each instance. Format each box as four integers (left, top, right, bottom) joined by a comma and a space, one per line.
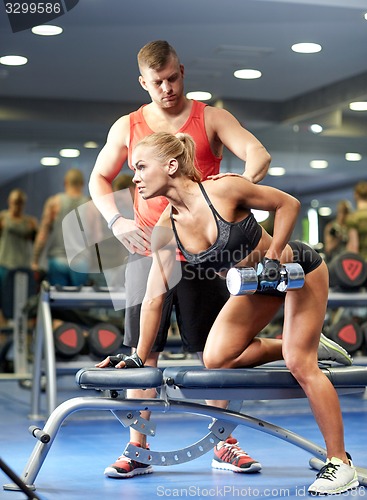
89, 40, 271, 479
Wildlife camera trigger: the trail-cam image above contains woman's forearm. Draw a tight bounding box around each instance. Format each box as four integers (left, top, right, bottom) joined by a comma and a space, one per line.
136, 295, 165, 362
266, 196, 301, 259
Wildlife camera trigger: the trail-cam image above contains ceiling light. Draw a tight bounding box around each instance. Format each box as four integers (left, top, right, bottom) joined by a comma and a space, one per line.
291, 43, 322, 54
252, 210, 269, 223
269, 167, 286, 176
364, 12, 367, 20
41, 157, 60, 166
309, 124, 323, 134
345, 153, 362, 161
59, 148, 80, 158
186, 91, 212, 101
310, 160, 328, 169
318, 207, 332, 217
234, 69, 262, 79
0, 55, 28, 66
349, 101, 367, 111
84, 141, 99, 149
31, 25, 63, 36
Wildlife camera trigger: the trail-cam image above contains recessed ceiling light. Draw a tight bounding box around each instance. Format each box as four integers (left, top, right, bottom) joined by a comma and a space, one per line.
41, 157, 60, 166
291, 43, 322, 54
310, 160, 328, 169
349, 101, 367, 111
234, 69, 262, 79
318, 207, 332, 217
84, 141, 99, 149
59, 148, 80, 158
31, 25, 63, 36
309, 124, 323, 134
364, 12, 367, 20
186, 91, 212, 101
269, 167, 286, 176
0, 55, 28, 66
345, 153, 362, 161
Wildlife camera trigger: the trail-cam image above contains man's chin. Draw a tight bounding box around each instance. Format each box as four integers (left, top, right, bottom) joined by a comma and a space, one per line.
162, 98, 177, 107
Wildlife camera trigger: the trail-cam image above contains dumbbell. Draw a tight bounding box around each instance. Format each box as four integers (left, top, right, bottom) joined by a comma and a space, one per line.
226, 262, 305, 296
53, 322, 86, 359
54, 322, 123, 359
328, 252, 367, 290
88, 322, 123, 358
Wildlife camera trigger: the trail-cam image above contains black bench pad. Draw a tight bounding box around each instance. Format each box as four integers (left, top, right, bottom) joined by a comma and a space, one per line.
76, 367, 163, 390
162, 365, 367, 389
75, 365, 367, 391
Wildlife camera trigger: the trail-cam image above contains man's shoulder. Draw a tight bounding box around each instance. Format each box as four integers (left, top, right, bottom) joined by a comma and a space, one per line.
111, 113, 131, 129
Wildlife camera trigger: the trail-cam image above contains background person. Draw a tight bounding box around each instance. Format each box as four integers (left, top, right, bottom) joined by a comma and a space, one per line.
0, 189, 38, 326
346, 180, 367, 261
31, 168, 91, 287
323, 200, 352, 263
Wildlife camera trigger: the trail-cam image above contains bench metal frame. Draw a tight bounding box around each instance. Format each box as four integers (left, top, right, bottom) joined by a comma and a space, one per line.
4, 365, 367, 492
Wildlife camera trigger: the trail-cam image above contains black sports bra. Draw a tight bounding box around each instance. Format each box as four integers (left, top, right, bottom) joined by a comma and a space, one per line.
170, 183, 262, 272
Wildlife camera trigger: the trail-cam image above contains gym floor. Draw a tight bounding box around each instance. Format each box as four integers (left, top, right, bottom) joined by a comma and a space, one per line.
1, 361, 367, 500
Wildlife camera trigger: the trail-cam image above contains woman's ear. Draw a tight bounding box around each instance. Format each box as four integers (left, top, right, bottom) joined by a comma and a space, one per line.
167, 158, 179, 176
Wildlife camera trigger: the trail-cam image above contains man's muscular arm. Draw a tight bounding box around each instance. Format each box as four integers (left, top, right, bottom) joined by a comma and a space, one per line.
89, 116, 150, 254
206, 106, 271, 184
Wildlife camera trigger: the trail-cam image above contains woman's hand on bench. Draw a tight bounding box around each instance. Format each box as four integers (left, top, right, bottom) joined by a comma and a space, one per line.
95, 352, 144, 369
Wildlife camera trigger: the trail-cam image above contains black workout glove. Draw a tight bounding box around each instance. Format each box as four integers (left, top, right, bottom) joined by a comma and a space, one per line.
108, 352, 144, 368
257, 258, 281, 291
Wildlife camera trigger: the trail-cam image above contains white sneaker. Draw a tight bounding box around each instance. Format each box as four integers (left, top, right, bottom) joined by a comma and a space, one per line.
317, 333, 353, 366
308, 456, 359, 495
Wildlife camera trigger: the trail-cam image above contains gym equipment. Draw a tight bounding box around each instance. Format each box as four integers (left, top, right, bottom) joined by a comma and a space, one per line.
0, 457, 42, 500
53, 323, 85, 359
88, 322, 123, 357
28, 281, 367, 420
226, 262, 304, 295
6, 364, 367, 492
328, 252, 367, 290
0, 268, 37, 379
30, 282, 127, 419
360, 322, 367, 353
327, 319, 364, 354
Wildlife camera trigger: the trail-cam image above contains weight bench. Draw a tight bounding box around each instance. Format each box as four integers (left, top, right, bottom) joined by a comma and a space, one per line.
4, 364, 367, 492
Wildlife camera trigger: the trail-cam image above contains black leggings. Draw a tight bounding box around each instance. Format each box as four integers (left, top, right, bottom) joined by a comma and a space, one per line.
288, 240, 323, 275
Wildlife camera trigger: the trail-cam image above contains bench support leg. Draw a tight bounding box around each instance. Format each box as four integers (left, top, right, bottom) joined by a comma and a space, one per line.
4, 396, 367, 491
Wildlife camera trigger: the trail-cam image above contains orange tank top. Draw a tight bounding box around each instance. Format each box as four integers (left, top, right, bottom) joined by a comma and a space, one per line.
128, 100, 222, 229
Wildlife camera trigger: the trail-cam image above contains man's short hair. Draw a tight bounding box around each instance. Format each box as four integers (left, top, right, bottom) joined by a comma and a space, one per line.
354, 180, 367, 201
64, 168, 84, 187
137, 40, 179, 71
